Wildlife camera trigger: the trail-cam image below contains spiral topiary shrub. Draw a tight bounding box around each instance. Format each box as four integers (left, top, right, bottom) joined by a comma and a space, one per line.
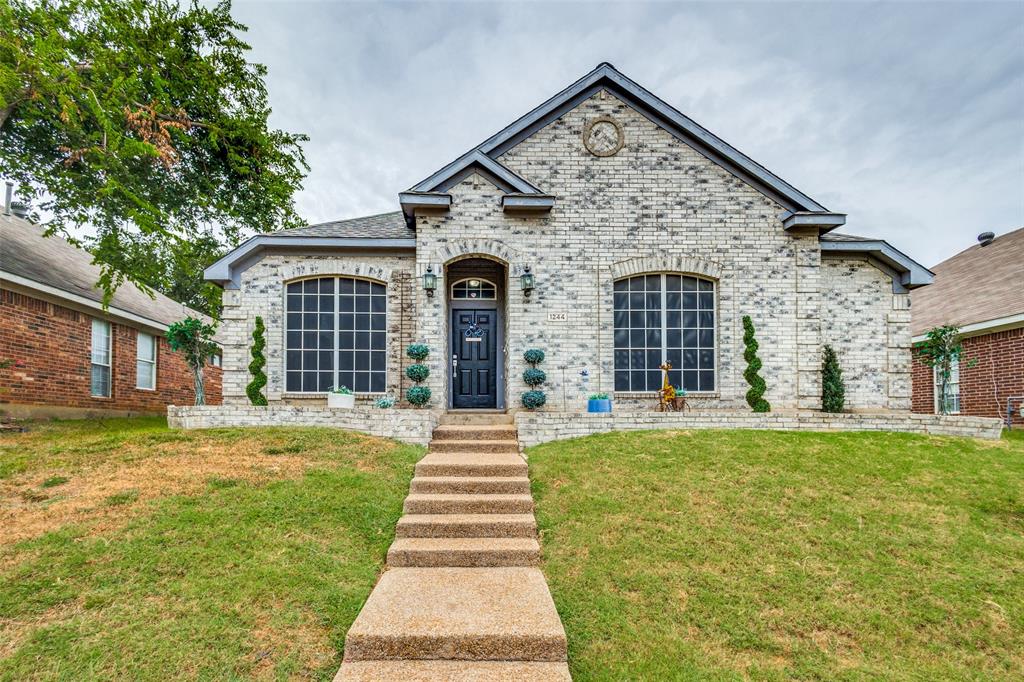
742, 315, 770, 413
246, 316, 268, 406
522, 367, 547, 387
523, 348, 545, 365
406, 343, 429, 361
406, 363, 430, 383
407, 385, 432, 407
522, 389, 547, 410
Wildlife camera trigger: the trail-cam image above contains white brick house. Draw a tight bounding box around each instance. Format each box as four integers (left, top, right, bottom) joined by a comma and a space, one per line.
206, 63, 932, 414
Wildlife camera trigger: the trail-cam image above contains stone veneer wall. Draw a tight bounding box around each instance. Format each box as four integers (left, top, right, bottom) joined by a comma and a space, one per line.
168, 405, 438, 445
515, 411, 1004, 447
218, 253, 416, 405
821, 256, 912, 410
412, 88, 894, 413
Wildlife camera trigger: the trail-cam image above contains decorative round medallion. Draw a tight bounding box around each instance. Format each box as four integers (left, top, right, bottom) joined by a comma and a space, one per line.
583, 116, 624, 157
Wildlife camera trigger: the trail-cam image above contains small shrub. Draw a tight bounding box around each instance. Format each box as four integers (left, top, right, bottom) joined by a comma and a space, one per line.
407, 385, 432, 407
329, 385, 352, 395
522, 389, 547, 410
589, 393, 609, 400
246, 316, 268, 406
406, 344, 430, 361
406, 364, 430, 383
375, 395, 396, 409
523, 348, 545, 365
742, 315, 770, 413
821, 344, 845, 413
523, 368, 547, 386
41, 475, 69, 488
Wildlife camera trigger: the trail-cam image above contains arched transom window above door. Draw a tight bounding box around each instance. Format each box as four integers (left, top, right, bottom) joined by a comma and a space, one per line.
451, 278, 497, 300
285, 277, 387, 393
613, 274, 716, 393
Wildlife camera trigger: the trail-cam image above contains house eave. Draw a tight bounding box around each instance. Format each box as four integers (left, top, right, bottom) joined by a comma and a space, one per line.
820, 239, 935, 289
398, 192, 452, 225
781, 210, 847, 233
501, 194, 555, 212
911, 312, 1024, 343
205, 235, 418, 289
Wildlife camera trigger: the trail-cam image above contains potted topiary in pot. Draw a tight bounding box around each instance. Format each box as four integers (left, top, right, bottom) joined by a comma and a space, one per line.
588, 392, 612, 413
328, 385, 355, 409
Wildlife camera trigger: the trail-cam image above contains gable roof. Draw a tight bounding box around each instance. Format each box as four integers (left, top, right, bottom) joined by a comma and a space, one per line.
910, 227, 1024, 336
0, 213, 211, 330
403, 62, 843, 228
820, 232, 934, 291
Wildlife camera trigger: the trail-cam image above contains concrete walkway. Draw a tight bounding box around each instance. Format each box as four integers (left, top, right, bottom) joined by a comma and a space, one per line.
335, 413, 570, 681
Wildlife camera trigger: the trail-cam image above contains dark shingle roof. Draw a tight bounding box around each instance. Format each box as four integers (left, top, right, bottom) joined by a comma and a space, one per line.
271, 211, 410, 239
1, 213, 211, 329
910, 227, 1024, 335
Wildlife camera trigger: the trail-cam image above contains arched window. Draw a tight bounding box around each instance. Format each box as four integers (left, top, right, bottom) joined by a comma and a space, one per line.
285, 277, 387, 393
613, 274, 716, 393
451, 278, 497, 300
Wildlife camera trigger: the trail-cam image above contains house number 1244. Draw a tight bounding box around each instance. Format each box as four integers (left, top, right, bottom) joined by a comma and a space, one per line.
546, 312, 568, 322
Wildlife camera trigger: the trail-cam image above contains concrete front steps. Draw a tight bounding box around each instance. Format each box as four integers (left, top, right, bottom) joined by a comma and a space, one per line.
337, 412, 569, 681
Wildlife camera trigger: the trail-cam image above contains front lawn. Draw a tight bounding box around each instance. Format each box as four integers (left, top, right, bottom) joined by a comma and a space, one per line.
530, 429, 1024, 681
0, 417, 422, 681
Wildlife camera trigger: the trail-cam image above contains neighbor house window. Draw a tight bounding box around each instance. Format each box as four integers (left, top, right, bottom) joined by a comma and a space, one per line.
285, 277, 387, 393
451, 278, 496, 300
613, 274, 716, 393
136, 332, 157, 390
934, 358, 960, 414
90, 319, 112, 397
209, 353, 222, 367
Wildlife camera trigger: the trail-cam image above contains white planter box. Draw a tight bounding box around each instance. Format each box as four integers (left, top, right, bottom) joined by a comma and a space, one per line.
328, 392, 355, 409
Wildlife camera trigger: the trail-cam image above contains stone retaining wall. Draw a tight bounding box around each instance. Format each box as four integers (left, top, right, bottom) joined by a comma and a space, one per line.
515, 410, 1004, 447
167, 405, 439, 445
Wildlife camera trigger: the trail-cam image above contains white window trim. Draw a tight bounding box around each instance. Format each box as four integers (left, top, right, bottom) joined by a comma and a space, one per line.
136, 332, 157, 391
450, 277, 497, 300
933, 358, 961, 415
283, 276, 388, 394
612, 272, 718, 394
90, 319, 112, 398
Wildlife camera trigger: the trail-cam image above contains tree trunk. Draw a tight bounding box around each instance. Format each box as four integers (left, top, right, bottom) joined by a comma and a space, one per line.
193, 365, 205, 406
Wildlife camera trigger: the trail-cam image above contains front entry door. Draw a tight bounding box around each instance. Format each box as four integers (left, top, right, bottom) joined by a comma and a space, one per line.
451, 309, 497, 409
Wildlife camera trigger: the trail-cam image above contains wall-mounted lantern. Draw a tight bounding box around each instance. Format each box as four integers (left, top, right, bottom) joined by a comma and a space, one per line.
422, 265, 437, 297
520, 265, 535, 299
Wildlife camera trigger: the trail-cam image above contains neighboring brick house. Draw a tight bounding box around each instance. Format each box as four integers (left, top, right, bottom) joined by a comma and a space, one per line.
911, 227, 1023, 424
1, 210, 221, 418
205, 63, 932, 413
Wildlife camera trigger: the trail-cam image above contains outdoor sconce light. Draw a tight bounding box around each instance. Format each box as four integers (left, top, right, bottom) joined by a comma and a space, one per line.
422, 265, 437, 297
520, 265, 535, 299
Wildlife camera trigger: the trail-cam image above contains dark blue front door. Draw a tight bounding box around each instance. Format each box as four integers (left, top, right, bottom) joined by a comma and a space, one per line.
452, 309, 497, 408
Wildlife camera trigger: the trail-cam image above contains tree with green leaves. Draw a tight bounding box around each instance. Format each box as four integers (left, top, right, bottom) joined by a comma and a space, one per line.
0, 0, 308, 304
166, 316, 217, 405
821, 344, 845, 413
742, 315, 770, 413
915, 325, 971, 415
246, 316, 267, 406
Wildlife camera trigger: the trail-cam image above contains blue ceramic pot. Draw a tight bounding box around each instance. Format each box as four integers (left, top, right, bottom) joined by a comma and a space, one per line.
587, 398, 612, 413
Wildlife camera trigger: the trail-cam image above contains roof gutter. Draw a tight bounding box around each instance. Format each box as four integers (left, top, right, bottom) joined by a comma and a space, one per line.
205, 235, 417, 288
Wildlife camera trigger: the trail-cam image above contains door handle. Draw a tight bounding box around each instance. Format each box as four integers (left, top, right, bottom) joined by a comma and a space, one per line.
452, 354, 458, 379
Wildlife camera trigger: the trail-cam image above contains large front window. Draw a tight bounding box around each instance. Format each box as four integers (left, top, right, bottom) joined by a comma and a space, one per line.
613, 274, 716, 393
285, 277, 387, 393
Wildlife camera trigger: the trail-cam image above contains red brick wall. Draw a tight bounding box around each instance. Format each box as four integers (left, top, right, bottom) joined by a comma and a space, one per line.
912, 327, 1023, 424
0, 288, 221, 413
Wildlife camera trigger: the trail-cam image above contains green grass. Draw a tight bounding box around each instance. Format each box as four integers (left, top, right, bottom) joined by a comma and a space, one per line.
529, 428, 1024, 681
0, 418, 423, 681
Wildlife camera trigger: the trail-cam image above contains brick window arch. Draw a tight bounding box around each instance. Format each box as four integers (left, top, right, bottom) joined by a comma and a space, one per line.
613, 273, 716, 393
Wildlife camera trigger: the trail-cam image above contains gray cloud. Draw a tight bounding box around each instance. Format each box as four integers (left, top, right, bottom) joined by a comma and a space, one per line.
233, 0, 1023, 267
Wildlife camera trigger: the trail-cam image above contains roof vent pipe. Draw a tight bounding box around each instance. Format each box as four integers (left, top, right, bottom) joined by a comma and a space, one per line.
977, 231, 995, 247
3, 181, 11, 216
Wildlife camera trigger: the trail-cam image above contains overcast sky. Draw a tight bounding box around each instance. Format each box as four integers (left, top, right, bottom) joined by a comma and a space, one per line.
231, 0, 1023, 267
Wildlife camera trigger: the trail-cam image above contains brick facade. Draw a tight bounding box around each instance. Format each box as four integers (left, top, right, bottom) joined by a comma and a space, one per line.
912, 327, 1024, 424
215, 90, 915, 414
0, 288, 221, 416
